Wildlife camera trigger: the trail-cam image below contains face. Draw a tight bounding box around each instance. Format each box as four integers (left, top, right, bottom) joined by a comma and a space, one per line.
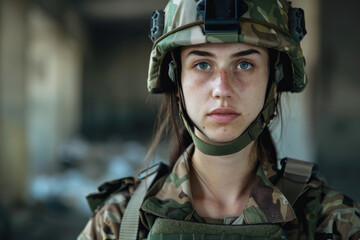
180, 42, 269, 143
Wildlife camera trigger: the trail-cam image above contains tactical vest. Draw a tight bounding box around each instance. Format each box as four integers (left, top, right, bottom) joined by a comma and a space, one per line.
87, 158, 320, 240
148, 218, 287, 240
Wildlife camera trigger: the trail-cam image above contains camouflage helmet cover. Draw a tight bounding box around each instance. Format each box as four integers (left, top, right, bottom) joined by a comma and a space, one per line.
147, 0, 307, 93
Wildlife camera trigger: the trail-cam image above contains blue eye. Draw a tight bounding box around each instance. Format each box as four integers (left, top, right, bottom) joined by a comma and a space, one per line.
237, 61, 253, 70
196, 62, 210, 70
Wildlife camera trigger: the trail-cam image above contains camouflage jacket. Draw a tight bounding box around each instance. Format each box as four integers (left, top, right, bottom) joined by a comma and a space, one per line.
78, 148, 360, 240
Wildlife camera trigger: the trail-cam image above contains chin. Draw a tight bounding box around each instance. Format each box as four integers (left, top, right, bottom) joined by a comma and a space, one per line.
212, 137, 237, 143
196, 126, 243, 143
208, 132, 240, 143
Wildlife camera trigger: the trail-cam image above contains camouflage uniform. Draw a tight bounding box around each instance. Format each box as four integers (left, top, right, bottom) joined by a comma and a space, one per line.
77, 146, 360, 240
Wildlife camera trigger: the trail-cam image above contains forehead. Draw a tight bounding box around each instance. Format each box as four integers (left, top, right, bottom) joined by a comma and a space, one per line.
181, 42, 268, 56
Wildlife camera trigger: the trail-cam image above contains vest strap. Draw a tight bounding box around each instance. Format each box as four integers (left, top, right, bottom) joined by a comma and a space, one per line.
276, 158, 316, 205
119, 163, 161, 240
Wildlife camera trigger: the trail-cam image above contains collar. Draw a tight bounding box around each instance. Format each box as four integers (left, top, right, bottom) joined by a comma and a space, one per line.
140, 145, 296, 228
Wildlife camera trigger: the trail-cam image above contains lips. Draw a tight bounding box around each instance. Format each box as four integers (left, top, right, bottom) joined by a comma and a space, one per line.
207, 108, 240, 123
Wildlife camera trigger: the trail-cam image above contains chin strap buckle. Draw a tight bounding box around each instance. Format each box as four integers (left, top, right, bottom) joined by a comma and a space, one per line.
248, 117, 265, 141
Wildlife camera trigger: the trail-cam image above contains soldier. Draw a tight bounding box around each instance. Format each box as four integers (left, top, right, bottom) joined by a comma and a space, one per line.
78, 0, 360, 239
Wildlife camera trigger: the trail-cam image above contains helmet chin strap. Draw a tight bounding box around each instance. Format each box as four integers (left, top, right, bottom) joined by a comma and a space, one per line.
178, 82, 276, 156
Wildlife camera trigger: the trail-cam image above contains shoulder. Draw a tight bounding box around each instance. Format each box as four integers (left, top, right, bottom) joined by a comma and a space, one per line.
279, 159, 360, 239
316, 185, 360, 239
86, 177, 137, 213
78, 177, 137, 240
298, 171, 360, 239
78, 162, 171, 240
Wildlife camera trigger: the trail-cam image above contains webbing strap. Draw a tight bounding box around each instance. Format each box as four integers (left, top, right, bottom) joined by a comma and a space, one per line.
276, 158, 315, 205
187, 113, 265, 156
119, 168, 159, 240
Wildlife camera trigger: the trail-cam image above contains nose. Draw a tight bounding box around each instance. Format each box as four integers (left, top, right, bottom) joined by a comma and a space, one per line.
212, 69, 232, 99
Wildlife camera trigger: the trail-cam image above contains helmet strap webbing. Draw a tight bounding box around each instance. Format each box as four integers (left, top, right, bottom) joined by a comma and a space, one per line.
179, 83, 275, 156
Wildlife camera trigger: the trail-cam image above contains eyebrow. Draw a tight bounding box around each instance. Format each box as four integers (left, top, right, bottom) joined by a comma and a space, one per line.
186, 50, 214, 58
186, 49, 261, 59
231, 49, 260, 58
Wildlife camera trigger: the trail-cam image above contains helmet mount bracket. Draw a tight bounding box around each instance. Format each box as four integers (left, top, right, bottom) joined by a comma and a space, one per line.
196, 0, 248, 34
289, 7, 307, 42
149, 10, 165, 43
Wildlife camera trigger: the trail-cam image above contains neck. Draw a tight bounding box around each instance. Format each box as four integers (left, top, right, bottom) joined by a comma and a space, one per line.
190, 141, 258, 218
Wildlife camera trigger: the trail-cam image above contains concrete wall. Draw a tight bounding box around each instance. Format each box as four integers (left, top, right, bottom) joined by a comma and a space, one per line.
25, 5, 83, 174
0, 0, 84, 205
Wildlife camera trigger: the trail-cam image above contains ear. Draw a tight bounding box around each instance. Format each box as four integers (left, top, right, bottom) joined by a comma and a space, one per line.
168, 61, 176, 83
168, 59, 182, 98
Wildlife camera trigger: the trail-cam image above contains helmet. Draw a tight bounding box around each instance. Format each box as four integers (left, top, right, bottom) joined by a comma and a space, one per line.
147, 0, 307, 93
147, 0, 308, 156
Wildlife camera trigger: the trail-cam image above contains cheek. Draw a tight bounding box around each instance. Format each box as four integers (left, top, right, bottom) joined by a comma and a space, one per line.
181, 71, 209, 101
237, 80, 252, 94
236, 74, 268, 98
235, 67, 268, 93
181, 76, 202, 112
183, 86, 206, 110
241, 74, 269, 113
180, 70, 194, 91
252, 69, 269, 95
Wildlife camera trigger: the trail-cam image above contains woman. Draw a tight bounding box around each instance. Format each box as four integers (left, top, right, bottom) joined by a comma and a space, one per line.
78, 0, 360, 239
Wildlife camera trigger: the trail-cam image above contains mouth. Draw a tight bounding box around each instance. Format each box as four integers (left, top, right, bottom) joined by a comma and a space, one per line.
207, 108, 240, 123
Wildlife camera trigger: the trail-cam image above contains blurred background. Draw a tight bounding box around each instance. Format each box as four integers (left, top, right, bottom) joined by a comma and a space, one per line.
0, 0, 359, 239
